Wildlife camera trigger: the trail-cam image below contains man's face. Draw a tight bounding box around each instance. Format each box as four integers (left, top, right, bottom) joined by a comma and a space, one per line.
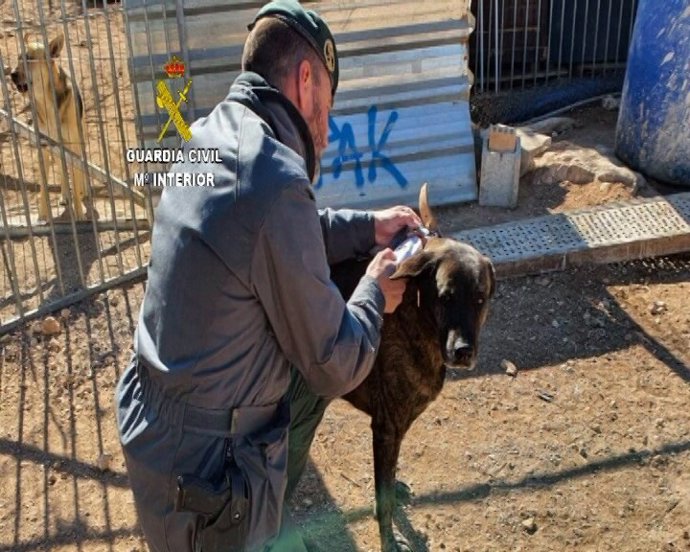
307, 60, 332, 158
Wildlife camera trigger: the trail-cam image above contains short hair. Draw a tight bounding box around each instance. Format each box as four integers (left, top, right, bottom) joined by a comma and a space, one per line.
241, 17, 322, 92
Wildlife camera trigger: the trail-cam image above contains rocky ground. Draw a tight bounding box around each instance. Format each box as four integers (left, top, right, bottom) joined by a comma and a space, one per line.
1, 104, 689, 552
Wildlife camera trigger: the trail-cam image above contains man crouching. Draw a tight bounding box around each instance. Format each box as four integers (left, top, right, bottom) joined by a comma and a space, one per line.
115, 1, 421, 551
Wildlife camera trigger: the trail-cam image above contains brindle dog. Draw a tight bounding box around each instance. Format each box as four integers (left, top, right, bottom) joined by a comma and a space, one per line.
331, 185, 496, 552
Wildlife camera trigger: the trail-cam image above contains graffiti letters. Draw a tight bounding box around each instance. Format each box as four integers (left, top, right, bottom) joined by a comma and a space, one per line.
316, 105, 408, 189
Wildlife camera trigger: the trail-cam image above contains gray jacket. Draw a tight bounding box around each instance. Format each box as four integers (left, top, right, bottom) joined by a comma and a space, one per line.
116, 72, 384, 552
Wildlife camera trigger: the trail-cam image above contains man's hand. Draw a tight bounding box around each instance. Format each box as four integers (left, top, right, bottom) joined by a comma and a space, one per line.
366, 248, 407, 313
374, 206, 422, 247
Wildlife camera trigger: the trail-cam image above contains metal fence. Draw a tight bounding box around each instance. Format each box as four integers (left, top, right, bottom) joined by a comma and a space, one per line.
471, 0, 638, 92
0, 0, 151, 333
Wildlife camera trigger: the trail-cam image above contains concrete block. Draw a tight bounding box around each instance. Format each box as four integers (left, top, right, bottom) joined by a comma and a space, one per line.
479, 134, 521, 208
488, 125, 518, 153
515, 128, 552, 176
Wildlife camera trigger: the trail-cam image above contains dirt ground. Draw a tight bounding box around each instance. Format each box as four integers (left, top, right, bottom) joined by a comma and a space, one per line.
1, 89, 690, 552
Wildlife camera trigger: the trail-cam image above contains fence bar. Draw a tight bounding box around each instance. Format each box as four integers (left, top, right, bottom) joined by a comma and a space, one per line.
533, 0, 542, 87
521, 0, 530, 88
568, 0, 577, 79
175, 0, 196, 120
494, 0, 500, 92
591, 0, 601, 76
479, 0, 485, 91
603, 0, 613, 74
614, 0, 626, 64
580, 0, 590, 78
510, 0, 518, 90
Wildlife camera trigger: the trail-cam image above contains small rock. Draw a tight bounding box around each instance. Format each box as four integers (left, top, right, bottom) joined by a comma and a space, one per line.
650, 301, 667, 315
41, 316, 62, 336
302, 498, 313, 508
537, 276, 551, 287
60, 308, 71, 320
501, 359, 518, 377
522, 517, 537, 534
30, 337, 38, 347
537, 390, 554, 402
107, 291, 120, 307
551, 320, 560, 328
598, 168, 636, 186
97, 453, 113, 472
48, 338, 61, 352
601, 95, 620, 110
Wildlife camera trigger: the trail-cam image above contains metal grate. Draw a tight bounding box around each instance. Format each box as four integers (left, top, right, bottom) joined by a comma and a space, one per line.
455, 193, 690, 268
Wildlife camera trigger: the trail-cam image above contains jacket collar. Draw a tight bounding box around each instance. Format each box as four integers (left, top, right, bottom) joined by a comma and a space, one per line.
226, 72, 317, 182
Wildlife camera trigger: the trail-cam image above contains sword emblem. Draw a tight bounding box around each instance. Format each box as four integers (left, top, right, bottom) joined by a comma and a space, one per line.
156, 78, 193, 143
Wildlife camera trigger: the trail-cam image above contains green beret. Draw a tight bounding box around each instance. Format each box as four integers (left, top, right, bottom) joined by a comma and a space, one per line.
249, 0, 339, 96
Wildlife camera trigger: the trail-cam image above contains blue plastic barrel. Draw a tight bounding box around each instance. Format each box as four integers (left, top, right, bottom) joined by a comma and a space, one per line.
615, 0, 690, 186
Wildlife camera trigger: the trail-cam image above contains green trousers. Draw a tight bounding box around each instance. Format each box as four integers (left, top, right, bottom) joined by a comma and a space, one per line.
269, 367, 332, 552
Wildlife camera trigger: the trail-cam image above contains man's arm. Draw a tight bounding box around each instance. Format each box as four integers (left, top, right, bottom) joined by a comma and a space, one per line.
252, 186, 384, 399
318, 205, 423, 265
318, 207, 376, 265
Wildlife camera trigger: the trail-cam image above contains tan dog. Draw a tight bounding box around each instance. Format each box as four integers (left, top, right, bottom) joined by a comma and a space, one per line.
11, 32, 87, 221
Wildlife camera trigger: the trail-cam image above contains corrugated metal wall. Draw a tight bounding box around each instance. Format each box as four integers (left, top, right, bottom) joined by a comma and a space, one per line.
123, 0, 476, 209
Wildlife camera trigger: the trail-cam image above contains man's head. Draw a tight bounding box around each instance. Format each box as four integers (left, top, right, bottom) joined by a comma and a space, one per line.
243, 0, 338, 156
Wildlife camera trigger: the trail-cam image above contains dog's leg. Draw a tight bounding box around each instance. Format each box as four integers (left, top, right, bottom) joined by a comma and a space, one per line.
373, 424, 411, 552
37, 148, 52, 221
70, 157, 86, 221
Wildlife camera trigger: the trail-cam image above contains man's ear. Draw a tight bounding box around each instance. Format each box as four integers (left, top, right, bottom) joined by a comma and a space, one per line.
296, 58, 315, 115
390, 251, 436, 280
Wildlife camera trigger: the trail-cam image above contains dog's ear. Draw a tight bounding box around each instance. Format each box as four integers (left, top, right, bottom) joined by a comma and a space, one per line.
390, 251, 436, 280
485, 258, 496, 298
49, 33, 65, 58
23, 32, 32, 44
418, 183, 441, 236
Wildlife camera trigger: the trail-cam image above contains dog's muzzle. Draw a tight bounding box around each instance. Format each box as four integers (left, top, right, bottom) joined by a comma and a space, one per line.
444, 332, 476, 370
10, 72, 28, 93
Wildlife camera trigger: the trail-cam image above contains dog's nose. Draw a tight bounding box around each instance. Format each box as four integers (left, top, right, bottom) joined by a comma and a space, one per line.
446, 333, 473, 364
452, 344, 473, 364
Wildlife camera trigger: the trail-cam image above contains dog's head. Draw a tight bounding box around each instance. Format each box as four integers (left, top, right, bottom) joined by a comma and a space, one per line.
391, 239, 495, 370
10, 33, 65, 94
389, 183, 495, 370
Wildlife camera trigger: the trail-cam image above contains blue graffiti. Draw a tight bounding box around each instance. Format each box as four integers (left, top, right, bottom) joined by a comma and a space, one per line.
316, 105, 407, 189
